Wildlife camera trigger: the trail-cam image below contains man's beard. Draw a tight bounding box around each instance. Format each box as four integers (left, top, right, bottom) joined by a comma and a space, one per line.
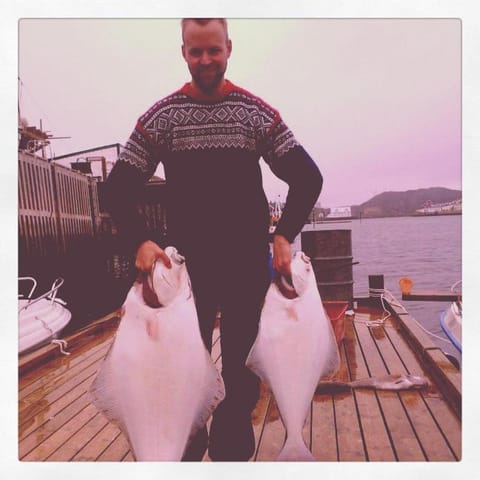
190, 65, 226, 94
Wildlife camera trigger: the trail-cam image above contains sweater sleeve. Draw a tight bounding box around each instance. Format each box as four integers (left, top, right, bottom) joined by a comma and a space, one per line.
104, 120, 161, 253
262, 116, 323, 243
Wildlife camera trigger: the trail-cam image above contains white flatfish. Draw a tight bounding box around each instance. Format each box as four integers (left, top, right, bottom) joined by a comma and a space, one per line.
90, 246, 225, 461
246, 251, 340, 461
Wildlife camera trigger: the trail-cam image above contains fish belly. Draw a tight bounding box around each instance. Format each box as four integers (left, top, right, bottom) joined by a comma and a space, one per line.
247, 283, 340, 443
90, 288, 225, 461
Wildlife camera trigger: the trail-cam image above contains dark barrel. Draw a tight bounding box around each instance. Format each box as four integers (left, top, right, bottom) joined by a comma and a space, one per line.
301, 229, 354, 301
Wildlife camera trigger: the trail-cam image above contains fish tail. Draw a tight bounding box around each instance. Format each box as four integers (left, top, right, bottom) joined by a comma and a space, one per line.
277, 436, 315, 462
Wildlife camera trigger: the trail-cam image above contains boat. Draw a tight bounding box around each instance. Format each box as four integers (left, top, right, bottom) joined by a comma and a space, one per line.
439, 281, 462, 352
18, 276, 72, 355
440, 301, 462, 352
399, 277, 462, 365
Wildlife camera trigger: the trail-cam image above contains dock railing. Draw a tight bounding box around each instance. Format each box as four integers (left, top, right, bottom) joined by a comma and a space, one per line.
19, 151, 99, 258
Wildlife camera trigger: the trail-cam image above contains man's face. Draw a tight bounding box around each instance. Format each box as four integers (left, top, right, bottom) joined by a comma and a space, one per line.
181, 20, 232, 94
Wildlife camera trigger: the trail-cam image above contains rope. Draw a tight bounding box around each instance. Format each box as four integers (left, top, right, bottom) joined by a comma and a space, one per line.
51, 339, 71, 355
450, 280, 462, 293
360, 287, 452, 344
34, 315, 71, 355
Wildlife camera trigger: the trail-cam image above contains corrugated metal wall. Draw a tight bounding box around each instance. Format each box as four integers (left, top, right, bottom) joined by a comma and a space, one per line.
18, 152, 99, 258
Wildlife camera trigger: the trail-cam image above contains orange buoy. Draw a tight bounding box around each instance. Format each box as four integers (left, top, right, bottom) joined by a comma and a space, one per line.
399, 277, 413, 295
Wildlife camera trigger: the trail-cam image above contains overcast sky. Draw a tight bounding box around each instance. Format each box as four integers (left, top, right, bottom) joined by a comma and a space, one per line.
18, 18, 461, 207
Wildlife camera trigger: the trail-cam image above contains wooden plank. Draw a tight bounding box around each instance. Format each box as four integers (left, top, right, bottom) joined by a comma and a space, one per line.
332, 342, 366, 461
19, 366, 98, 439
123, 451, 135, 461
211, 326, 221, 364
18, 157, 26, 210
370, 320, 457, 461
343, 314, 396, 461
46, 412, 109, 461
387, 301, 461, 417
19, 391, 91, 458
303, 402, 312, 450
19, 352, 105, 421
26, 162, 34, 211
36, 163, 47, 212
402, 291, 461, 302
389, 307, 440, 353
19, 336, 111, 396
96, 431, 130, 461
71, 420, 122, 461
21, 403, 99, 461
423, 348, 462, 418
252, 382, 272, 459
353, 320, 426, 461
254, 395, 285, 461
383, 323, 461, 459
19, 329, 108, 390
311, 391, 337, 461
19, 340, 111, 401
31, 162, 40, 210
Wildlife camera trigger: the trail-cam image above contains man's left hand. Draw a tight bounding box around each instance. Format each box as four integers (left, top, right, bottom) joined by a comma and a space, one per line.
272, 234, 292, 277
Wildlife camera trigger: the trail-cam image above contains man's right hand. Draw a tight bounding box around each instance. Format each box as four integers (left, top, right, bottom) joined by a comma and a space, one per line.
135, 240, 172, 272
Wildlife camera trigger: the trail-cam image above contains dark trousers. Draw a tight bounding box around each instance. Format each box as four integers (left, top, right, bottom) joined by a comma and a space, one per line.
181, 248, 271, 461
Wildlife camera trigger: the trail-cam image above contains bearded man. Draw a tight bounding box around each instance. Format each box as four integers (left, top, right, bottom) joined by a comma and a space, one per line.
105, 18, 322, 461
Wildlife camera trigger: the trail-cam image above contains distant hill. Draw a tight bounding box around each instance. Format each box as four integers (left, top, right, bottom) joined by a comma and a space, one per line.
351, 187, 461, 218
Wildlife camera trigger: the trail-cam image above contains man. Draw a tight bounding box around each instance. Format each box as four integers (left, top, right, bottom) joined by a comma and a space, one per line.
105, 18, 322, 461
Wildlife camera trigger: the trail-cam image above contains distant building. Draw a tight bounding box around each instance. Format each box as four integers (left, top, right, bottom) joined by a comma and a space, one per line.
52, 144, 122, 182
415, 198, 462, 215
362, 206, 382, 218
327, 206, 352, 219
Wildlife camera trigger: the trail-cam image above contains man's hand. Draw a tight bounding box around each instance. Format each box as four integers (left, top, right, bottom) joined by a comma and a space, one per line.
272, 234, 292, 277
135, 240, 171, 272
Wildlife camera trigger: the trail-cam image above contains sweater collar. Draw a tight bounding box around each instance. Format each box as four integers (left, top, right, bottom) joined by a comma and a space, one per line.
179, 79, 236, 102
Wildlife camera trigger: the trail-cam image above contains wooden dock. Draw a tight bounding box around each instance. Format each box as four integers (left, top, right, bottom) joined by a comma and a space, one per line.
18, 299, 461, 462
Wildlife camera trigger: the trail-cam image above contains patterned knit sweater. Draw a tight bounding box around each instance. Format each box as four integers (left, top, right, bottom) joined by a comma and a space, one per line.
105, 80, 322, 258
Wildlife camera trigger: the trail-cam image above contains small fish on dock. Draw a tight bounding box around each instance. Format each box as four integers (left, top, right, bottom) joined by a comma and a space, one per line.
315, 374, 429, 394
89, 246, 225, 461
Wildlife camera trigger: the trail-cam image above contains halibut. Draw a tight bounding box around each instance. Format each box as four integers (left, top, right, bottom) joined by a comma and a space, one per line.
90, 247, 225, 461
246, 251, 340, 461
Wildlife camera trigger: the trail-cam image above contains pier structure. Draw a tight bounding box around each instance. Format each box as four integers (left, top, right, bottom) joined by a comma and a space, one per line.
18, 148, 167, 324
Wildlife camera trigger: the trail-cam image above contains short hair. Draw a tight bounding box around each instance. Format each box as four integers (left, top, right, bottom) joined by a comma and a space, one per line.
181, 18, 229, 42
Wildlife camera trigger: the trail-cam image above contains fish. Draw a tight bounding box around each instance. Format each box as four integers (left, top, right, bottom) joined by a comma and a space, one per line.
89, 246, 225, 461
315, 374, 429, 394
246, 251, 340, 461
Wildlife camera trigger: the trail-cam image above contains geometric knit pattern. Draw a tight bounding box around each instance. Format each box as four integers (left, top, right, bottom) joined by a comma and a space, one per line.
119, 81, 299, 175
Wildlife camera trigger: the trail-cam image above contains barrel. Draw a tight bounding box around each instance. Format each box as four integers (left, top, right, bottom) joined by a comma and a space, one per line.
301, 229, 354, 301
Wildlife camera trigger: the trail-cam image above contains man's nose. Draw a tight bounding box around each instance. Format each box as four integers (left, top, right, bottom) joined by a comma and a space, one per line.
199, 51, 212, 65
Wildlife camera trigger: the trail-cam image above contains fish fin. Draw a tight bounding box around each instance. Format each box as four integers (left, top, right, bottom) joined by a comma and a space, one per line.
277, 437, 315, 462
88, 345, 125, 430
245, 344, 270, 388
186, 351, 226, 447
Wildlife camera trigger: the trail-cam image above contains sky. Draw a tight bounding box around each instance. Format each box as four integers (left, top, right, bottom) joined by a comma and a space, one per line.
18, 18, 461, 208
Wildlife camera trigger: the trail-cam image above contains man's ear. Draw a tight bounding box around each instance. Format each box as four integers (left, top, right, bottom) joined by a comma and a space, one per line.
226, 39, 232, 58
181, 44, 186, 60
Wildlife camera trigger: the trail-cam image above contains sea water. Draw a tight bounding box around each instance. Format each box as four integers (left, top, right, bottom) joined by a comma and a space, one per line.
293, 215, 462, 360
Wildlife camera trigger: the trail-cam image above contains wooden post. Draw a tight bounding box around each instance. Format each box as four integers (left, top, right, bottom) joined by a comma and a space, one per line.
368, 274, 384, 306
